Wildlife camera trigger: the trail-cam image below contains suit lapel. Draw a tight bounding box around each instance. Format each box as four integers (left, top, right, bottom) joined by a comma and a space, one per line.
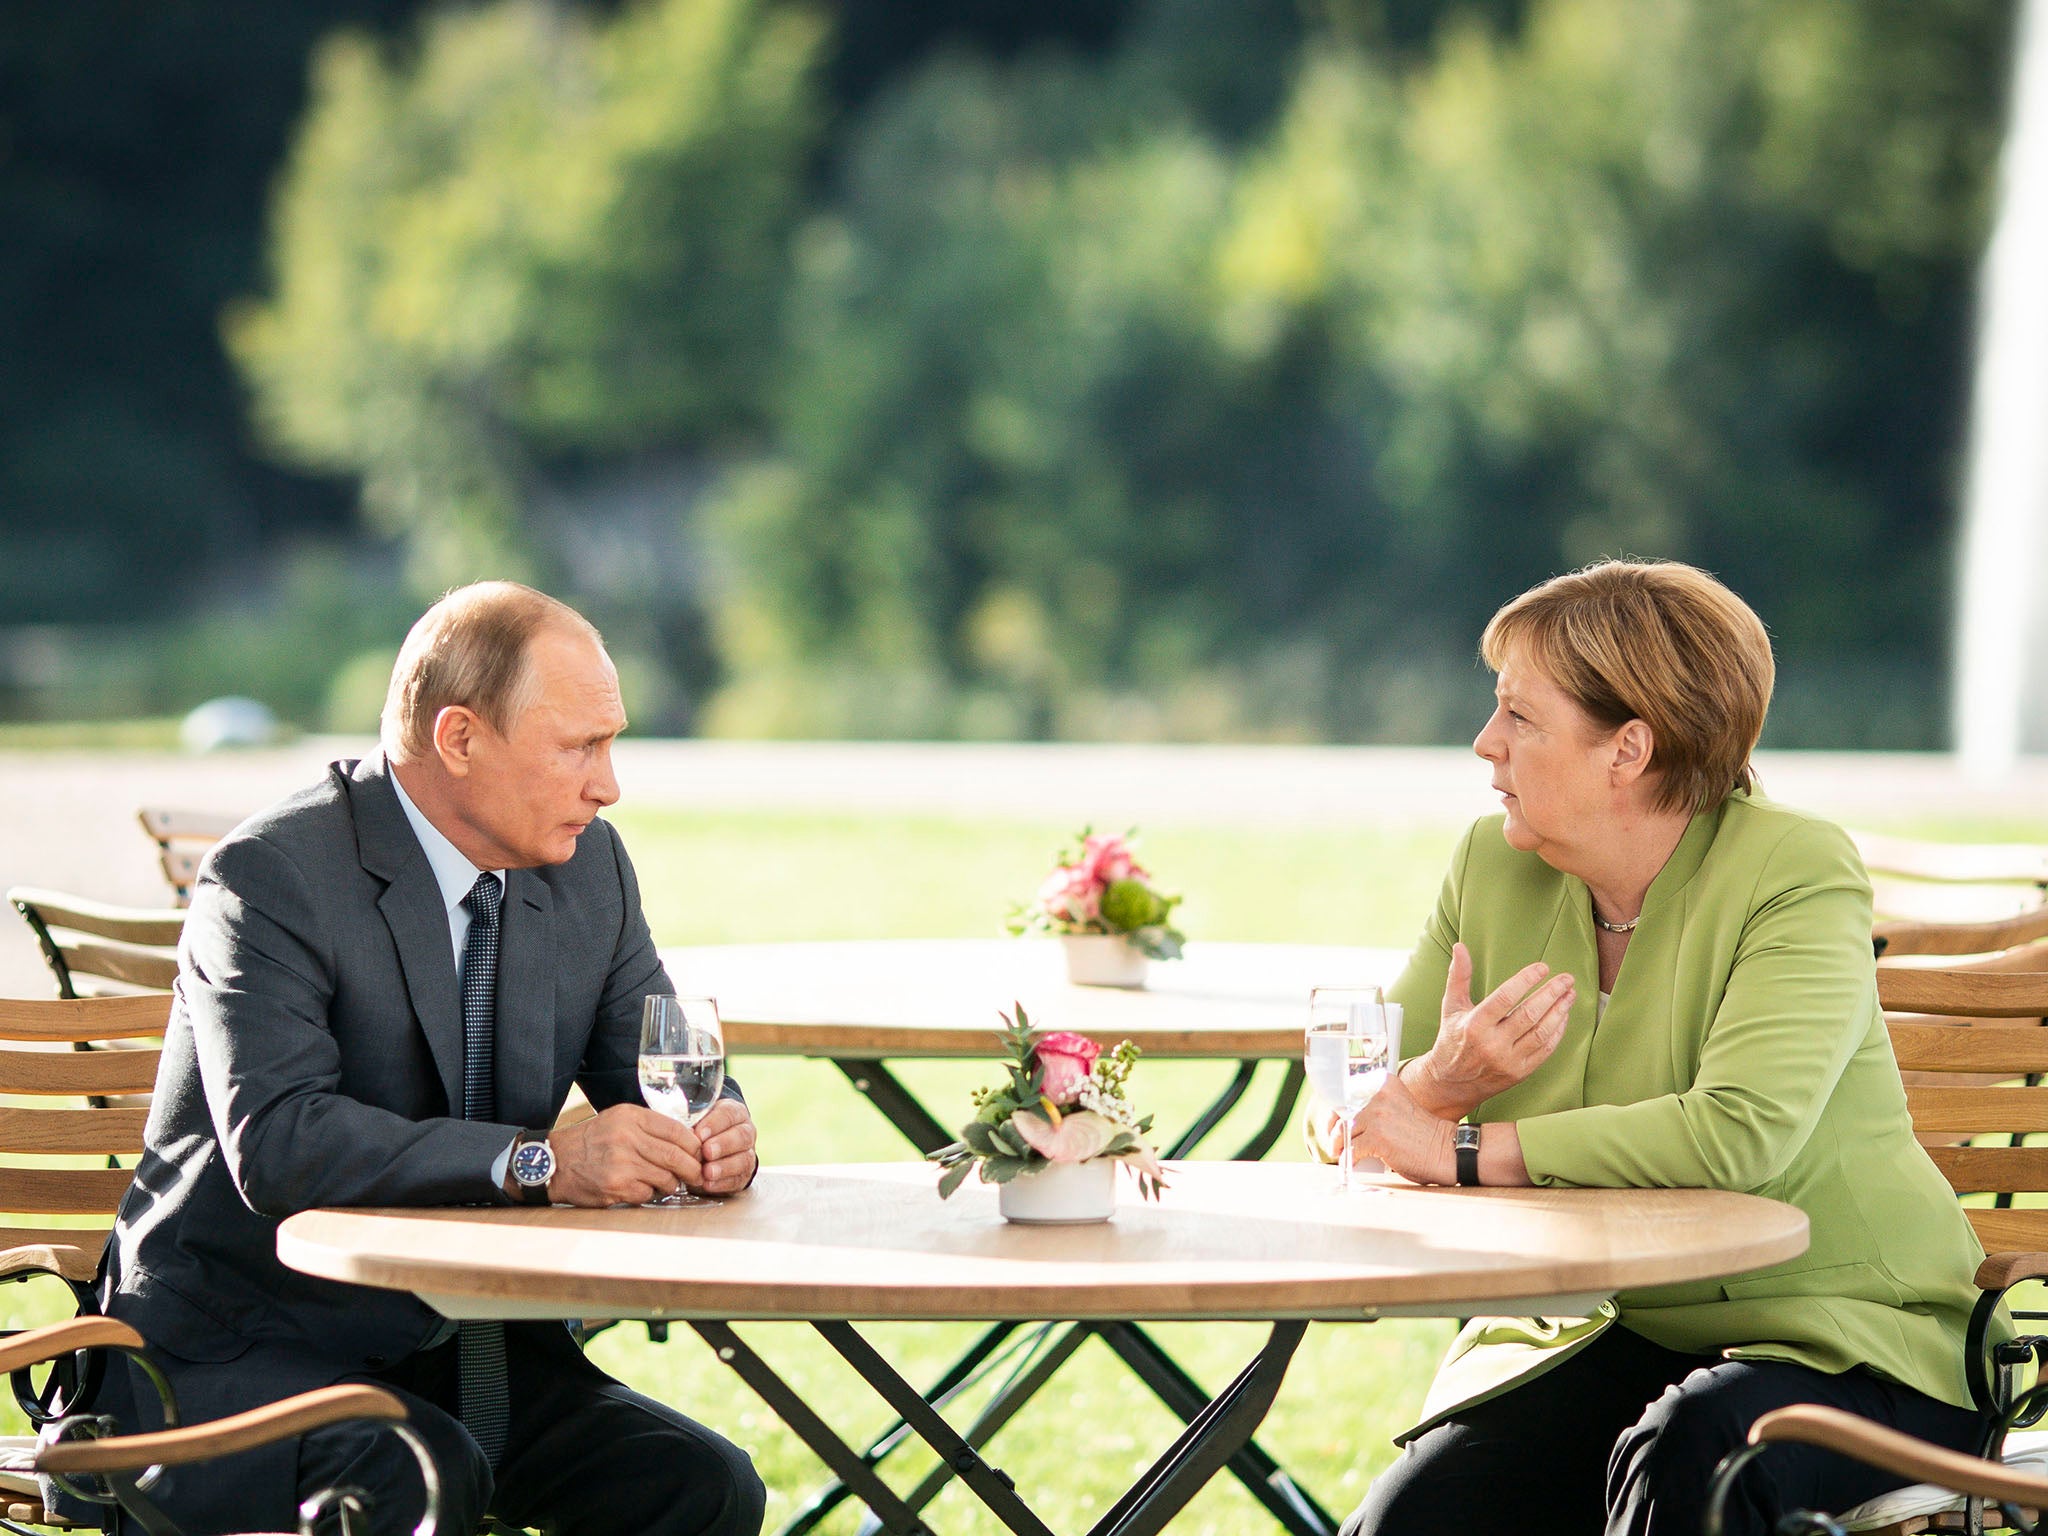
494, 869, 557, 1127
350, 759, 466, 1114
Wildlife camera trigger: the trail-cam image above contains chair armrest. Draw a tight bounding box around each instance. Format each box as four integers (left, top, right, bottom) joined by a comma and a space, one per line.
1977, 1252, 2048, 1292
38, 1384, 407, 1475
0, 1228, 111, 1287
1751, 1403, 2048, 1508
0, 1317, 144, 1377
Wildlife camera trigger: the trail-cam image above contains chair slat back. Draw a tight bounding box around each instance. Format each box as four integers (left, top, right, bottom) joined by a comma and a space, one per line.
0, 997, 166, 1243
2, 1169, 142, 1216
1904, 1086, 2048, 1135
1966, 1207, 2048, 1256
136, 806, 238, 906
8, 887, 185, 999
1882, 969, 2048, 1236
0, 1107, 148, 1156
1878, 968, 2048, 1020
1875, 908, 2048, 960
0, 1052, 161, 1097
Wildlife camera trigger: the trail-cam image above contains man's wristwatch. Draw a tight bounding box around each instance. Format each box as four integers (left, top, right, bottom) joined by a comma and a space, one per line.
509, 1128, 555, 1205
1453, 1121, 1482, 1187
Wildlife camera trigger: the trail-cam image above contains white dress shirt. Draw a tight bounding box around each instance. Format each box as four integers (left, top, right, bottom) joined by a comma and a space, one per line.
388, 761, 516, 1188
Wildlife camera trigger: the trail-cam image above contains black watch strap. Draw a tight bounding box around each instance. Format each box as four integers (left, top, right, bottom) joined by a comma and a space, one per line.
1454, 1122, 1481, 1187
511, 1127, 554, 1205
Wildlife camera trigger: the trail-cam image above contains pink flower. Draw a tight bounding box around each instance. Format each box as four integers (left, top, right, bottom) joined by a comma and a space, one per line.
1034, 1030, 1102, 1104
1036, 865, 1101, 925
1011, 1107, 1119, 1163
1080, 834, 1144, 886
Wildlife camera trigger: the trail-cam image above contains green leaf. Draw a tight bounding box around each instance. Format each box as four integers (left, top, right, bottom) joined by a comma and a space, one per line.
961, 1120, 1001, 1155
937, 1161, 973, 1199
983, 1154, 1033, 1184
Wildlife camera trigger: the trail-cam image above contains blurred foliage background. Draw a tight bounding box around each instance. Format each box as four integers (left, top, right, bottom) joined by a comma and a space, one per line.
0, 0, 2016, 745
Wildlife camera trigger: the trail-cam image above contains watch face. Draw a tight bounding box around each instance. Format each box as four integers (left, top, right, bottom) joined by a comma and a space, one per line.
512, 1139, 554, 1186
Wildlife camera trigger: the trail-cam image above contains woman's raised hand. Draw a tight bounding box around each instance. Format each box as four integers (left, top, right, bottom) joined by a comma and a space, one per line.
1403, 944, 1575, 1120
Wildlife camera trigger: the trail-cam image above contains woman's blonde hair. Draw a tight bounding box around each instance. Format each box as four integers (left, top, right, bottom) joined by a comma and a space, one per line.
1480, 560, 1774, 816
380, 581, 601, 761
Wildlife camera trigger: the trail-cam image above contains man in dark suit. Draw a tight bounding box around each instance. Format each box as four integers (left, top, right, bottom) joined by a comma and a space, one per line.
97, 582, 764, 1535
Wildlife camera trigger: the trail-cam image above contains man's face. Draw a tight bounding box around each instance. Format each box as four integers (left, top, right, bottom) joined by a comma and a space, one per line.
445, 626, 626, 869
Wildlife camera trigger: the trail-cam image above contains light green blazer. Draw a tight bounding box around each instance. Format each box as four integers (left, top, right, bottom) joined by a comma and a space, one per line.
1388, 791, 1991, 1440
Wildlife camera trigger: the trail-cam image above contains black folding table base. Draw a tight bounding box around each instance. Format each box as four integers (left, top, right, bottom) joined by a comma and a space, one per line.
697, 1317, 1323, 1536
729, 1056, 1336, 1536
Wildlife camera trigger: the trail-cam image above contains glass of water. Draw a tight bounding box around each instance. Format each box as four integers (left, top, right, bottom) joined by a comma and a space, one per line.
638, 994, 727, 1206
1305, 986, 1396, 1194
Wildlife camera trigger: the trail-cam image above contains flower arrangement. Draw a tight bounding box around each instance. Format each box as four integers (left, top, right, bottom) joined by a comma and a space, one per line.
1007, 828, 1185, 961
931, 1004, 1167, 1200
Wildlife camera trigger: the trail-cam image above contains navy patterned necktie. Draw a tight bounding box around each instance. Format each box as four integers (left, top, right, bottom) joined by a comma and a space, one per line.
457, 873, 511, 1465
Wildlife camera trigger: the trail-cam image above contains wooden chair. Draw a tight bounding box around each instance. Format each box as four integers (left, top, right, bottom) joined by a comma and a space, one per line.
135, 808, 239, 907
0, 1315, 172, 1530
0, 1316, 439, 1535
1705, 1400, 2048, 1536
7, 889, 183, 1001
1698, 965, 2048, 1532
1855, 830, 2048, 929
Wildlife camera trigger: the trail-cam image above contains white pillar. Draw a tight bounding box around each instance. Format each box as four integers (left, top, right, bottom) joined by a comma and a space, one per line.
1956, 0, 2048, 779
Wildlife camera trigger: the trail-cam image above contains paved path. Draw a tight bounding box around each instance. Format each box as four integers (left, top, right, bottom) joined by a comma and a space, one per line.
3, 738, 2044, 997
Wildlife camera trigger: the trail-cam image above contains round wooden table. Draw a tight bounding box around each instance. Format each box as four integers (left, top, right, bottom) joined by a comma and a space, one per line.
279, 1160, 1807, 1324
280, 1164, 1805, 1536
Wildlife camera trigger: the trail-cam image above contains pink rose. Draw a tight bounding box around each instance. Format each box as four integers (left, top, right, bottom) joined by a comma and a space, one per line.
1034, 1030, 1102, 1104
1036, 865, 1101, 925
1080, 834, 1142, 886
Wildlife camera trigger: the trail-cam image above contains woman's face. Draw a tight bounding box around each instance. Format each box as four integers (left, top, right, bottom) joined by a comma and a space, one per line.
1472, 655, 1627, 867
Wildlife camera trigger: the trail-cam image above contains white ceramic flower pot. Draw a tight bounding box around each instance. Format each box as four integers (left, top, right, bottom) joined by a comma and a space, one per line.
1060, 934, 1149, 988
999, 1158, 1118, 1224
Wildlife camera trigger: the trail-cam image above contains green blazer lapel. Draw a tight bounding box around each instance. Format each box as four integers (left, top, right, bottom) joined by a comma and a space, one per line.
351, 761, 466, 1114
493, 869, 558, 1127
1486, 881, 1595, 1122
1637, 798, 1725, 924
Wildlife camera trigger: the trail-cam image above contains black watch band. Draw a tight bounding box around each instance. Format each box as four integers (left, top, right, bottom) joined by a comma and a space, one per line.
1454, 1122, 1481, 1187
510, 1127, 555, 1205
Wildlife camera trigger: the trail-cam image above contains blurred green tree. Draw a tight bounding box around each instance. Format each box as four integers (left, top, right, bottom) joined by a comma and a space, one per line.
703, 0, 2007, 744
227, 0, 824, 592
703, 45, 1393, 741
1243, 0, 2008, 740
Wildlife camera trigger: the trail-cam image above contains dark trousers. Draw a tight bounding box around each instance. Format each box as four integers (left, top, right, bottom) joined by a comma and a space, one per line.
1346, 1323, 1987, 1536
105, 1322, 763, 1536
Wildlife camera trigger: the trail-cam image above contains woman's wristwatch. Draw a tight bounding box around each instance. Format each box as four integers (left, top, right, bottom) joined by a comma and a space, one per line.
1453, 1121, 1481, 1187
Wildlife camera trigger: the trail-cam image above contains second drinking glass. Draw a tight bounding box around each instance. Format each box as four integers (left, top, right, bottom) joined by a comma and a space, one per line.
1305, 986, 1399, 1194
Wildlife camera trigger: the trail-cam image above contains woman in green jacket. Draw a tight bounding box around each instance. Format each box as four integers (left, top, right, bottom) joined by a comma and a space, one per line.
1335, 560, 1992, 1536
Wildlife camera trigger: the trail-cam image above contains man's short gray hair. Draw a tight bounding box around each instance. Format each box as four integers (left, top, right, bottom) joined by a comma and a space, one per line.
380, 582, 602, 761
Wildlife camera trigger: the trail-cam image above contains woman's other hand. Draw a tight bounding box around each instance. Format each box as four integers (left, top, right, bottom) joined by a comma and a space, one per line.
1403, 944, 1575, 1120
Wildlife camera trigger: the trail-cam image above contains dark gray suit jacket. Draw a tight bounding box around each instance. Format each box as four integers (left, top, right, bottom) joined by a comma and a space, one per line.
100, 754, 695, 1372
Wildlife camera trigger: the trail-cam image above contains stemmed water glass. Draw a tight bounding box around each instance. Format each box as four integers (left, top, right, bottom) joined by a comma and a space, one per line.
1305, 986, 1397, 1194
638, 994, 727, 1207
